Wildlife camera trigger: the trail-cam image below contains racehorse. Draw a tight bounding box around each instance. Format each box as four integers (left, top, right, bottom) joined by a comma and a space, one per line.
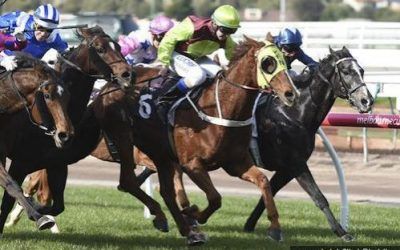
0, 52, 74, 235
122, 34, 298, 244
243, 46, 373, 241
0, 26, 133, 235
7, 34, 299, 245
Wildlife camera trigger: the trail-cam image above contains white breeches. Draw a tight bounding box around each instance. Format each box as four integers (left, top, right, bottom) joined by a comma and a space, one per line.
170, 52, 221, 89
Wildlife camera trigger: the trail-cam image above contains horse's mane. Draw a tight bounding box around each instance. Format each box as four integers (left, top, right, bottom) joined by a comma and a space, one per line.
12, 51, 51, 71
74, 26, 107, 42
293, 47, 353, 89
319, 47, 352, 72
228, 36, 264, 67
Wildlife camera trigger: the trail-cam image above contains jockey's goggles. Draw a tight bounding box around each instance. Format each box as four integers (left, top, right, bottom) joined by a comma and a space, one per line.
33, 23, 54, 33
218, 26, 237, 35
152, 33, 166, 42
281, 44, 299, 53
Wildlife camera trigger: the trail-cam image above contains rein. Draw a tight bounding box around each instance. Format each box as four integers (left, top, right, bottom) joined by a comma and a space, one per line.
220, 73, 271, 93
58, 34, 127, 82
317, 57, 365, 98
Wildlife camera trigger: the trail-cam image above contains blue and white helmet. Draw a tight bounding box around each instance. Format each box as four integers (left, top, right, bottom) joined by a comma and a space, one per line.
33, 4, 60, 29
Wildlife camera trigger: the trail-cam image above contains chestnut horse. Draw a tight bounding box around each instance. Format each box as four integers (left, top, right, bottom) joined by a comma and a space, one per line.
124, 35, 298, 244
0, 26, 132, 235
8, 35, 298, 245
0, 52, 73, 235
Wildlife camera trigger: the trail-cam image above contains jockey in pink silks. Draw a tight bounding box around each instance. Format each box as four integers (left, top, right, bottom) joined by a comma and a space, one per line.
118, 15, 174, 65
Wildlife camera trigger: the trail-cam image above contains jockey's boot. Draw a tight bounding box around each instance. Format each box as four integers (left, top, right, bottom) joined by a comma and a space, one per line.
156, 79, 188, 122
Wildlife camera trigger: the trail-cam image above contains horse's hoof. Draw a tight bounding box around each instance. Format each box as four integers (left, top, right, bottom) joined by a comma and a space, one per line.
37, 216, 55, 231
243, 222, 256, 232
267, 228, 283, 242
152, 218, 169, 232
117, 185, 128, 193
341, 233, 355, 242
187, 231, 207, 246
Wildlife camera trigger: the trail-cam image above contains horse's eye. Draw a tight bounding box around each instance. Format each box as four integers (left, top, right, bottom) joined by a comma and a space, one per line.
43, 93, 51, 99
96, 47, 106, 54
261, 56, 277, 74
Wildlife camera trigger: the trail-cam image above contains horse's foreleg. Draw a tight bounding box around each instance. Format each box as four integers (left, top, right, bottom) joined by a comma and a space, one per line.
43, 165, 67, 216
173, 164, 190, 209
183, 159, 221, 225
238, 164, 282, 242
114, 137, 169, 233
244, 170, 293, 232
156, 159, 187, 232
0, 160, 53, 234
296, 169, 354, 242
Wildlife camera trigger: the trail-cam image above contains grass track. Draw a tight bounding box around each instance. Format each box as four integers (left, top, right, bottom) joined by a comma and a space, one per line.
1, 186, 399, 250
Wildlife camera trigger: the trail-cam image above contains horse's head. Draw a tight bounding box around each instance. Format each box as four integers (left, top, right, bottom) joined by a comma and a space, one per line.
75, 26, 135, 90
320, 46, 373, 113
12, 53, 74, 148
228, 34, 298, 106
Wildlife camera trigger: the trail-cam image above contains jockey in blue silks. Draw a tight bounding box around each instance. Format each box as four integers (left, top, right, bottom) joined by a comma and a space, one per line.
0, 4, 68, 59
274, 27, 317, 75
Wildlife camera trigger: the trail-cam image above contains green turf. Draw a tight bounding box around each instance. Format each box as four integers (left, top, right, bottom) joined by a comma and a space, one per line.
1, 186, 399, 249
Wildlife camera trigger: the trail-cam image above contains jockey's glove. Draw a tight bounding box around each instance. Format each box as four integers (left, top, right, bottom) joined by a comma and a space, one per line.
15, 33, 26, 42
0, 56, 18, 71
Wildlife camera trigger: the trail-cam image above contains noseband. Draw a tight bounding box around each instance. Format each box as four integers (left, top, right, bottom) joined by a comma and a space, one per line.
318, 57, 366, 97
8, 71, 55, 134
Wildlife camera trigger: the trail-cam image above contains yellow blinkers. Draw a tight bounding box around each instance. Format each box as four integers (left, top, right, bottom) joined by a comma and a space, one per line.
256, 41, 288, 89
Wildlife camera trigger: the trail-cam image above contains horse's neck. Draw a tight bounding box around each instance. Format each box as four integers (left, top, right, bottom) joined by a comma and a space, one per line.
280, 72, 335, 132
63, 50, 97, 124
303, 74, 336, 132
198, 75, 258, 122
0, 75, 37, 113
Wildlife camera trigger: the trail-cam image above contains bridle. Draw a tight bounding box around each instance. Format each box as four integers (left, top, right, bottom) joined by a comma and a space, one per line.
317, 57, 366, 98
58, 34, 129, 83
5, 70, 56, 134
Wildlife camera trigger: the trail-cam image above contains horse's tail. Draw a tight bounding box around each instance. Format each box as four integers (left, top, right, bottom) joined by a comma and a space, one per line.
43, 107, 101, 165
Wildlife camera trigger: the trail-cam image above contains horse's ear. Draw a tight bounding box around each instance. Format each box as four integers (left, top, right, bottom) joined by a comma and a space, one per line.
266, 32, 274, 43
329, 46, 335, 54
342, 46, 350, 53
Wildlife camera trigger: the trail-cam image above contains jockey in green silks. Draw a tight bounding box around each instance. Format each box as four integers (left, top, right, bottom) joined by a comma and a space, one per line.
156, 4, 240, 104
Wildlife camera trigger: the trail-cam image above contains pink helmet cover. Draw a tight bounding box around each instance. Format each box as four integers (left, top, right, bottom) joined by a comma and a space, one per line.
149, 15, 174, 35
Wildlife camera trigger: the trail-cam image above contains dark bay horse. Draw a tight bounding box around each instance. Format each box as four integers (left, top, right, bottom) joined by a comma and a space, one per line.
0, 52, 74, 234
0, 26, 133, 235
8, 35, 298, 245
243, 47, 373, 241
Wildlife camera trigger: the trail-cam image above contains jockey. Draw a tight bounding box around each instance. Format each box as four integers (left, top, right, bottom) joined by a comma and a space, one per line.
274, 27, 317, 75
156, 4, 239, 104
118, 15, 174, 65
0, 4, 68, 59
0, 30, 27, 70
